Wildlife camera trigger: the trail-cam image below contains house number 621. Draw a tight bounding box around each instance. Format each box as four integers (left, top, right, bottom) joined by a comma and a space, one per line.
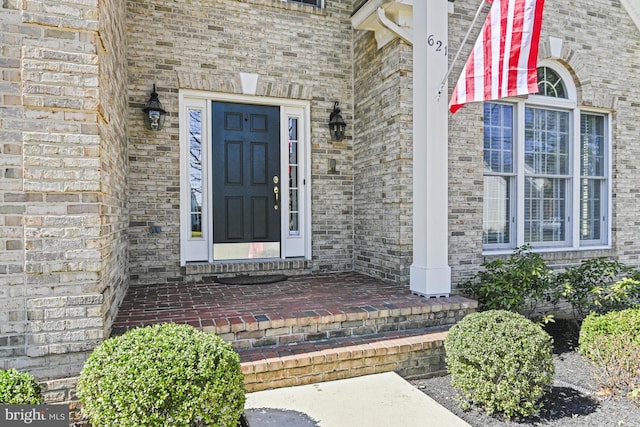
427, 35, 448, 56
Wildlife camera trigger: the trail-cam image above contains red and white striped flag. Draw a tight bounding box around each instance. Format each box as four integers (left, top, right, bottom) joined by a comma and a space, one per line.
449, 0, 545, 114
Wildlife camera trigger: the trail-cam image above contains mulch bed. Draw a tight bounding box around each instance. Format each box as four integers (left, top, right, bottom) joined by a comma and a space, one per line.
410, 319, 640, 426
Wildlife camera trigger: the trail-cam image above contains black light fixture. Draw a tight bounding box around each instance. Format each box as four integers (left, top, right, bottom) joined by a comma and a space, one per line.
328, 101, 347, 141
142, 84, 167, 131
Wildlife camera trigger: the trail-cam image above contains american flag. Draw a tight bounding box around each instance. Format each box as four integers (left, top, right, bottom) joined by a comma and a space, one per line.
449, 0, 545, 114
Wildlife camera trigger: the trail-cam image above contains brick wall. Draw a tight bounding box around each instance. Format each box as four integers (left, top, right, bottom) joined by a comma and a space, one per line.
352, 31, 413, 284
97, 0, 130, 340
0, 0, 129, 385
446, 1, 486, 286
126, 0, 355, 285
0, 0, 28, 365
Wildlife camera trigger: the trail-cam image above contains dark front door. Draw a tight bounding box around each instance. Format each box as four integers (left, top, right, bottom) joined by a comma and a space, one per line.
212, 102, 281, 258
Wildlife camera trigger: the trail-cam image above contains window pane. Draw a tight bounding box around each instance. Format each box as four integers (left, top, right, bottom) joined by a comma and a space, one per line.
287, 0, 322, 6
525, 108, 569, 175
580, 178, 602, 241
525, 177, 566, 242
288, 117, 300, 235
483, 103, 513, 173
537, 67, 567, 98
579, 113, 606, 243
189, 109, 203, 238
581, 114, 605, 177
483, 176, 511, 244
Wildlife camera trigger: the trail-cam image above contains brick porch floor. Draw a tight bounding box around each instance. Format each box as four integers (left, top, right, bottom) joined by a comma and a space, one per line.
112, 272, 471, 338
111, 272, 477, 389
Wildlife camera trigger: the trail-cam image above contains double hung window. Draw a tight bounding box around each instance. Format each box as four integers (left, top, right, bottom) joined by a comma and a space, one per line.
483, 64, 610, 252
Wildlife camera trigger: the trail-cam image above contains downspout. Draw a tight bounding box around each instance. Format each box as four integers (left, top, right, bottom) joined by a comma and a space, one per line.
375, 7, 413, 46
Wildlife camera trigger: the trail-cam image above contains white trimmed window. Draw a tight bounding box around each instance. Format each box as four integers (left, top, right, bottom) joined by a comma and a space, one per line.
483, 62, 611, 252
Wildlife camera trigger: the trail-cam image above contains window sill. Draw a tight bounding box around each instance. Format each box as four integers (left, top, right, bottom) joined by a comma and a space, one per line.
482, 245, 613, 258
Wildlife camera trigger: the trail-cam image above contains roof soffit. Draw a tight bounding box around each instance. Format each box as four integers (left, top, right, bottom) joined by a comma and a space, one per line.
351, 0, 455, 49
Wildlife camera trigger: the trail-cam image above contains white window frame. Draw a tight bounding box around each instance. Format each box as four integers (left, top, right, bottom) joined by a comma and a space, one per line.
483, 61, 612, 254
282, 0, 324, 7
179, 91, 312, 265
180, 98, 210, 262
482, 103, 517, 250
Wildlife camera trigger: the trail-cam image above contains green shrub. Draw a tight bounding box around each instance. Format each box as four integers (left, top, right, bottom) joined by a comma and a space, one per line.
0, 369, 42, 404
445, 310, 554, 419
77, 323, 245, 427
462, 245, 554, 317
554, 258, 640, 320
579, 309, 640, 401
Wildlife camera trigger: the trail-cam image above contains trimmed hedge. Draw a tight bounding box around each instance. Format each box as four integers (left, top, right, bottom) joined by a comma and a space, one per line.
445, 310, 554, 419
0, 369, 42, 404
77, 323, 245, 427
579, 309, 640, 402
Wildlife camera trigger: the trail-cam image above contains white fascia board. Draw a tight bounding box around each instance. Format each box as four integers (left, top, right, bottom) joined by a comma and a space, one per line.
352, 1, 455, 50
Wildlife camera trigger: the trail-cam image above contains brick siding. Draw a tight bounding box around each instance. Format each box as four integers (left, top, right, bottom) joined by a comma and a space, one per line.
1, 0, 640, 404
0, 0, 129, 385
126, 0, 356, 285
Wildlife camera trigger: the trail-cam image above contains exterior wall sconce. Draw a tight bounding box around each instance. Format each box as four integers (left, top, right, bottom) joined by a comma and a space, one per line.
142, 84, 167, 131
328, 101, 347, 141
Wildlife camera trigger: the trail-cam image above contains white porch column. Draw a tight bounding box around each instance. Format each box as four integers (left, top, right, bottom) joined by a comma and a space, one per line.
410, 0, 451, 297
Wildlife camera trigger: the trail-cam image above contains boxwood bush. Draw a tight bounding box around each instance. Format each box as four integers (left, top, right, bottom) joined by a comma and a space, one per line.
0, 369, 42, 404
445, 310, 554, 419
77, 323, 245, 427
579, 309, 640, 402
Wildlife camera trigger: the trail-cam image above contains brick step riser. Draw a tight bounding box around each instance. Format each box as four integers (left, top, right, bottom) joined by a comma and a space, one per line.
241, 332, 448, 392
220, 308, 471, 351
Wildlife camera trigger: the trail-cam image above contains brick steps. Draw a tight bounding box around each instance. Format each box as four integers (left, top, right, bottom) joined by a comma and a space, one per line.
110, 274, 478, 392
239, 326, 450, 392
208, 295, 475, 352
228, 297, 477, 392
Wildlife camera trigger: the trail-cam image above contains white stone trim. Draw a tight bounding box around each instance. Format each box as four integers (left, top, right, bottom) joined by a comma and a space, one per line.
621, 0, 640, 32
239, 72, 259, 95
351, 0, 454, 49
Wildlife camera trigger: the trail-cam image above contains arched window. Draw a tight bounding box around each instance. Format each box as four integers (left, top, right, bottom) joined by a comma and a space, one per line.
537, 66, 567, 98
483, 63, 610, 251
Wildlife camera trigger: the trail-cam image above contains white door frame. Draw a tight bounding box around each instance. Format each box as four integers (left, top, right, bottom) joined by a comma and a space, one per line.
179, 90, 312, 265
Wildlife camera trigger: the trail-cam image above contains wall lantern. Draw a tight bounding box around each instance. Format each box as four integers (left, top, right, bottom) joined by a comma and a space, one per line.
328, 101, 347, 141
142, 84, 167, 131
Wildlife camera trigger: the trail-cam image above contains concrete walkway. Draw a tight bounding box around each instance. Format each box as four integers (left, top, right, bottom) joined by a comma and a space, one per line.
244, 372, 469, 427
